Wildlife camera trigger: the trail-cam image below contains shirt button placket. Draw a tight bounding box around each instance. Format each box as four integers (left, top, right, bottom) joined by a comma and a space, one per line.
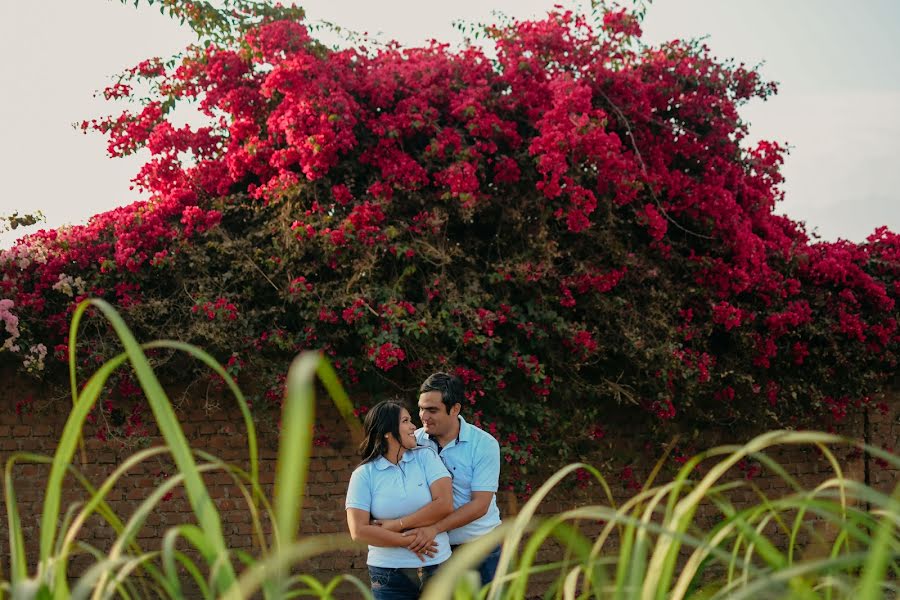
397, 462, 408, 497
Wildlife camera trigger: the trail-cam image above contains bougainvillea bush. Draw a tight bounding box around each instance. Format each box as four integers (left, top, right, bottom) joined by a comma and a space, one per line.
2, 0, 899, 488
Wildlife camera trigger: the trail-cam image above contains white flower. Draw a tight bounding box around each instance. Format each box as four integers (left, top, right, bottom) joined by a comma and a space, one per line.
23, 344, 47, 373
0, 298, 21, 353
52, 273, 88, 297
0, 241, 49, 270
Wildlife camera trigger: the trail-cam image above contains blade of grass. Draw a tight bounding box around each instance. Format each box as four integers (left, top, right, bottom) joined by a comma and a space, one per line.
271, 350, 360, 551
486, 463, 588, 600
856, 480, 900, 597
144, 340, 261, 501
102, 552, 161, 600
645, 430, 842, 600
93, 463, 219, 600
193, 449, 274, 555
38, 349, 128, 578
273, 351, 320, 550
162, 526, 212, 600
71, 555, 138, 600
422, 525, 510, 600
70, 299, 236, 593
315, 357, 364, 446
711, 552, 869, 600
5, 452, 36, 584
321, 573, 374, 599
221, 535, 361, 600
563, 565, 583, 600
68, 291, 90, 468
515, 517, 593, 597
56, 446, 170, 588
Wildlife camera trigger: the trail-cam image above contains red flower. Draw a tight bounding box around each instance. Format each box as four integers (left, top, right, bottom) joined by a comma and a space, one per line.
369, 342, 406, 371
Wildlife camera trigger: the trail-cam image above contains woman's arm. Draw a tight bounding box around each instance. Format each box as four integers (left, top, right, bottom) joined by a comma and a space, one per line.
348, 508, 438, 559
373, 477, 453, 533
347, 508, 412, 547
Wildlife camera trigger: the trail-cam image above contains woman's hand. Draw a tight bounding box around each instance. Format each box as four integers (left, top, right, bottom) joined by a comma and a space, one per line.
414, 539, 440, 561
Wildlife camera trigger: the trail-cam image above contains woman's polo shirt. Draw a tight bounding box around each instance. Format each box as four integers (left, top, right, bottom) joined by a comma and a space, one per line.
345, 446, 452, 567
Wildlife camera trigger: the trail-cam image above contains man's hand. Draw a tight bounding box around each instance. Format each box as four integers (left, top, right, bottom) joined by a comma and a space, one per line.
403, 525, 439, 554
370, 518, 404, 533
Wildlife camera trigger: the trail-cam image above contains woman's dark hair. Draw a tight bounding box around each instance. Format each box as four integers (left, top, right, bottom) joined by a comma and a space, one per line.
358, 400, 407, 465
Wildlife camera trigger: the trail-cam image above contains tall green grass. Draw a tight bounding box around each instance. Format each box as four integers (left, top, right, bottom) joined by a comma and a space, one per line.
425, 433, 900, 600
2, 299, 899, 599
3, 299, 367, 599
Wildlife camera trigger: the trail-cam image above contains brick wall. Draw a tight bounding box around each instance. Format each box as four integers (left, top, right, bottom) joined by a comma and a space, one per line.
1, 365, 897, 596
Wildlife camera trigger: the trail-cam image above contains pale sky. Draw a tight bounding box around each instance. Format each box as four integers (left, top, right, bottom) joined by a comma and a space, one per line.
2, 0, 899, 249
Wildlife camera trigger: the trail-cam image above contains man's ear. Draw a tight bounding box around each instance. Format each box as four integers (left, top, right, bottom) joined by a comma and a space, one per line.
451, 403, 461, 418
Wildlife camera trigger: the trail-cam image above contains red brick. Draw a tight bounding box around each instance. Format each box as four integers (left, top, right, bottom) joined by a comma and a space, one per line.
326, 458, 351, 471
32, 424, 52, 437
313, 470, 337, 483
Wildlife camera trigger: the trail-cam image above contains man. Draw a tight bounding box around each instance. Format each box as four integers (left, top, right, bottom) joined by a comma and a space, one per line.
404, 371, 502, 585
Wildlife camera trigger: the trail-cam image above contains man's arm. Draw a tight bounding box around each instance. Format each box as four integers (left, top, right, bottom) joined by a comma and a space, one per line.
402, 491, 493, 552
372, 477, 453, 532
403, 435, 501, 552
434, 491, 493, 532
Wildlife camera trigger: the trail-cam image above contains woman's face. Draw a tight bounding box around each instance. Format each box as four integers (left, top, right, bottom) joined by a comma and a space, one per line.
398, 407, 418, 450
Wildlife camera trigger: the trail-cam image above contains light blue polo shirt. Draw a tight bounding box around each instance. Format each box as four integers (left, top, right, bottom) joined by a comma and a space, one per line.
415, 416, 501, 545
345, 447, 452, 567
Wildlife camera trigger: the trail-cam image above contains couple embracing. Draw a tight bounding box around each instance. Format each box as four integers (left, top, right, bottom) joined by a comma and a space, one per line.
346, 372, 502, 599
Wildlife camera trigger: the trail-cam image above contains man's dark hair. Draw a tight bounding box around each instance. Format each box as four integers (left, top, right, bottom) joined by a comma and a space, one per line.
358, 400, 406, 465
419, 372, 464, 414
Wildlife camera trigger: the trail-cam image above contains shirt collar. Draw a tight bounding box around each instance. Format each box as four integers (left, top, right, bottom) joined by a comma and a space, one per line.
456, 415, 472, 443
373, 450, 415, 470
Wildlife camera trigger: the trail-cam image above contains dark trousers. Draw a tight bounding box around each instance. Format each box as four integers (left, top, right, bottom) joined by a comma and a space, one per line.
450, 543, 502, 586
368, 564, 440, 600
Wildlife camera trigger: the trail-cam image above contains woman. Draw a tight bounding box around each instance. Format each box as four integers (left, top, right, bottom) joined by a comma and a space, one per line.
346, 400, 454, 598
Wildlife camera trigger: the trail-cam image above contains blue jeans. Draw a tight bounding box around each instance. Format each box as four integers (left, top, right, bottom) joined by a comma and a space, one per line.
451, 544, 502, 586
368, 564, 440, 600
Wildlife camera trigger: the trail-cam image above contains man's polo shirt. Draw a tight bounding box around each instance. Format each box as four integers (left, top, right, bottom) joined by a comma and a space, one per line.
345, 447, 452, 567
415, 416, 501, 545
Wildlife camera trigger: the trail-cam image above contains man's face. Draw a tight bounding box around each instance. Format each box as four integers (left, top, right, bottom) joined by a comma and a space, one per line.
418, 390, 458, 437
